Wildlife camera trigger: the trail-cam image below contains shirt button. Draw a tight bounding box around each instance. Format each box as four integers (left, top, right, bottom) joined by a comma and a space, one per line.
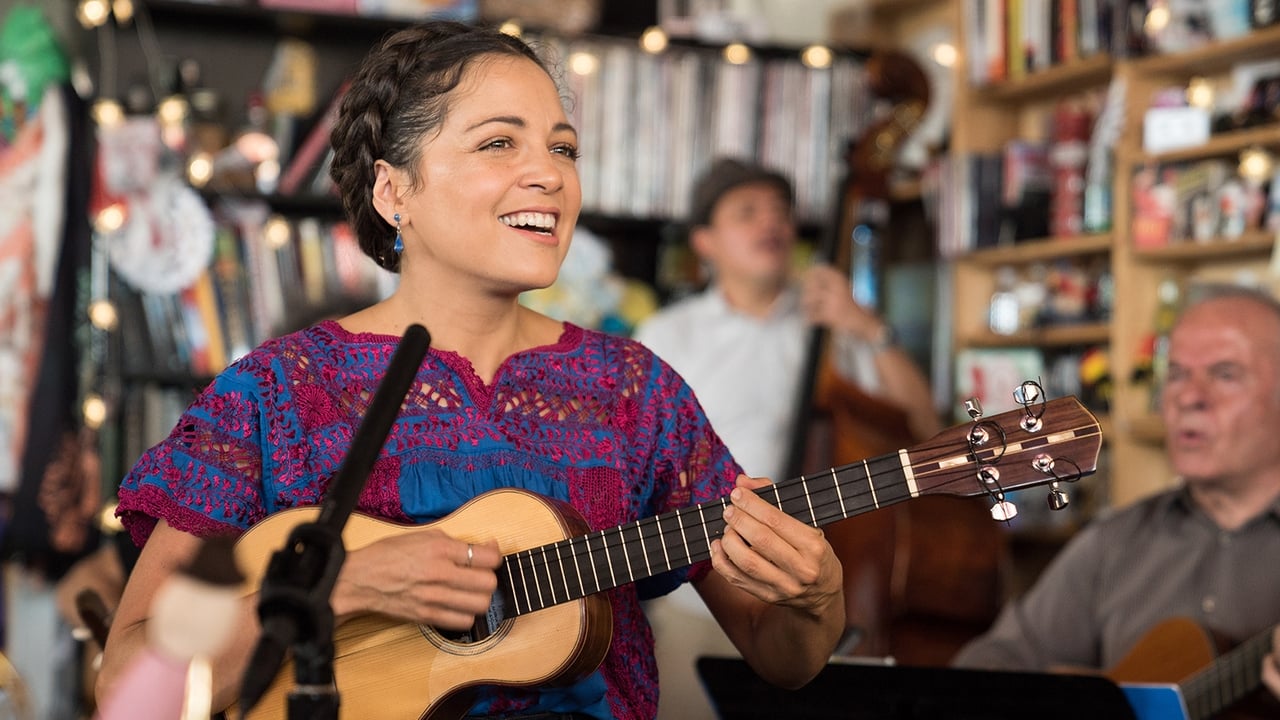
1202, 596, 1216, 614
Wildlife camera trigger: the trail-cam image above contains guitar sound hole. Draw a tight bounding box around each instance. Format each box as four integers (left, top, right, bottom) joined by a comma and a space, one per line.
429, 594, 508, 646
437, 616, 492, 644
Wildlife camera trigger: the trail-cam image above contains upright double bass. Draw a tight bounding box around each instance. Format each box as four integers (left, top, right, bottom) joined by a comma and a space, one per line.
786, 49, 1007, 665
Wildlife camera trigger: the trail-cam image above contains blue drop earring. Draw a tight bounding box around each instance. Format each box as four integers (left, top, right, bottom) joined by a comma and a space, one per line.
393, 213, 404, 254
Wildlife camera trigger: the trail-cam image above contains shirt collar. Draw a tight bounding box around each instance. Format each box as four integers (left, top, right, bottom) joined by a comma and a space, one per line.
706, 283, 799, 321
1168, 482, 1280, 525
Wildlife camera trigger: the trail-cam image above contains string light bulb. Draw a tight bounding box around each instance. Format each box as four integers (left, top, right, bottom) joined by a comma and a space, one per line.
264, 215, 291, 249
569, 51, 599, 76
1185, 77, 1214, 109
83, 393, 108, 430
800, 45, 833, 69
723, 43, 751, 65
931, 41, 958, 68
1239, 146, 1275, 184
187, 151, 213, 187
640, 26, 668, 55
111, 0, 134, 24
76, 0, 111, 29
498, 19, 522, 38
91, 98, 124, 128
93, 203, 127, 234
88, 299, 119, 330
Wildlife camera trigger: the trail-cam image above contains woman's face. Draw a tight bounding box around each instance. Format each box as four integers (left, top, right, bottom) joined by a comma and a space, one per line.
389, 54, 582, 295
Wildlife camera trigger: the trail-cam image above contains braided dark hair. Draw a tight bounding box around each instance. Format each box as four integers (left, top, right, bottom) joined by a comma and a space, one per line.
328, 21, 548, 272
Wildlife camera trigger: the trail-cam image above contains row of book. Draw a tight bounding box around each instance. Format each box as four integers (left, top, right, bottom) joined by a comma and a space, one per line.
550, 34, 869, 223
964, 0, 1148, 86
1131, 157, 1280, 249
935, 145, 1067, 257
114, 201, 395, 381
275, 35, 872, 224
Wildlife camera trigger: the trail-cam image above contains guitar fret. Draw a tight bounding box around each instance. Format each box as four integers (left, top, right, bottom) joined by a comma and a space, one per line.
567, 536, 585, 600
553, 542, 570, 603
655, 516, 672, 571
517, 553, 533, 614
675, 508, 691, 566
531, 547, 548, 610
832, 467, 847, 518
637, 522, 653, 577
863, 459, 879, 509
617, 527, 635, 583
586, 533, 603, 593
601, 529, 618, 590
800, 474, 816, 526
697, 504, 710, 554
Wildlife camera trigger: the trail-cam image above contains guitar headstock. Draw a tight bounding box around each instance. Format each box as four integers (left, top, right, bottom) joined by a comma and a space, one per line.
911, 388, 1102, 521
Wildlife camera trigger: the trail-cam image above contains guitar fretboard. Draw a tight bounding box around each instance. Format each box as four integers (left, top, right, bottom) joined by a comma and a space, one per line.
498, 452, 912, 617
1183, 624, 1275, 720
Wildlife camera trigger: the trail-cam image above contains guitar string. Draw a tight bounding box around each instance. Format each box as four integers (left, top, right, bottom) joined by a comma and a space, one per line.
507, 424, 1102, 598
1182, 627, 1270, 717
504, 425, 1100, 610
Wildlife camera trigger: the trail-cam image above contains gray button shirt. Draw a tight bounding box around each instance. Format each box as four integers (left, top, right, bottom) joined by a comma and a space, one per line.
953, 486, 1280, 671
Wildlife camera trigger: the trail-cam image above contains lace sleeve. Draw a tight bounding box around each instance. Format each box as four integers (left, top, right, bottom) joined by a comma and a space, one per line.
114, 364, 271, 547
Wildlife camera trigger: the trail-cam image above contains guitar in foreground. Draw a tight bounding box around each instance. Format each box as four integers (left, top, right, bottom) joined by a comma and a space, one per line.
234, 390, 1102, 720
1108, 617, 1280, 720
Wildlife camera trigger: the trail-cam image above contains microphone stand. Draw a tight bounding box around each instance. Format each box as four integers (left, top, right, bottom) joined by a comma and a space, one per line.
238, 324, 431, 720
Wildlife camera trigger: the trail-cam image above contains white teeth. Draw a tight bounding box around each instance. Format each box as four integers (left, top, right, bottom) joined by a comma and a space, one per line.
500, 211, 556, 232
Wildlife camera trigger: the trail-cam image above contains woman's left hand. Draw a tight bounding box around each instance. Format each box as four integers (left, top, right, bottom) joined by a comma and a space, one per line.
710, 474, 843, 616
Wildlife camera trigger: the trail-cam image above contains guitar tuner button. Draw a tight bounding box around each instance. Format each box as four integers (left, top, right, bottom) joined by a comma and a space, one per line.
989, 500, 1017, 522
964, 398, 984, 420
1013, 382, 1041, 405
1020, 416, 1043, 433
1047, 489, 1069, 511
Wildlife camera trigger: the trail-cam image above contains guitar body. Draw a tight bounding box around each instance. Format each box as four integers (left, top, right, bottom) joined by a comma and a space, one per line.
233, 489, 613, 720
1107, 617, 1280, 720
226, 397, 1102, 719
1106, 617, 1218, 685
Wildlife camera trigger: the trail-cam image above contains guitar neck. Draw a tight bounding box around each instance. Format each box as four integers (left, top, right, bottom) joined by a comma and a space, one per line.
1182, 623, 1277, 720
499, 451, 916, 618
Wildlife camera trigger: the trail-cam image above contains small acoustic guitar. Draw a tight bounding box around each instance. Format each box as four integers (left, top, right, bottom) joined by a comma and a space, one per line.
1107, 617, 1279, 720
234, 396, 1102, 720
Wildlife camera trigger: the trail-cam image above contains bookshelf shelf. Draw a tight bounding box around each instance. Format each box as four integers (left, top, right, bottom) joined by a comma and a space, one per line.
961, 322, 1111, 348
1133, 231, 1276, 262
139, 0, 409, 39
1129, 24, 1280, 77
973, 54, 1114, 104
1136, 123, 1280, 165
868, 0, 947, 18
961, 233, 1113, 266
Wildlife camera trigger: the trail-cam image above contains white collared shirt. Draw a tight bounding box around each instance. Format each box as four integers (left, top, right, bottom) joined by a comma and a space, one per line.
634, 285, 878, 482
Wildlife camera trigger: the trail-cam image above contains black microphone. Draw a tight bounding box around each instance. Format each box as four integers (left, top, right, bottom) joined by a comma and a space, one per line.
238, 323, 431, 717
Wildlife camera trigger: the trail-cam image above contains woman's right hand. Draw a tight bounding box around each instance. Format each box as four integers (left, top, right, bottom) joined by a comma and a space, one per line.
332, 529, 501, 631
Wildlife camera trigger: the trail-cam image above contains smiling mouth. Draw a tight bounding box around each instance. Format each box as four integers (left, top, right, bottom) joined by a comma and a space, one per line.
499, 211, 556, 235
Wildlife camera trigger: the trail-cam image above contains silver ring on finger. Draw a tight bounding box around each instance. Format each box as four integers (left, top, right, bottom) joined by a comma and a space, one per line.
465, 543, 474, 568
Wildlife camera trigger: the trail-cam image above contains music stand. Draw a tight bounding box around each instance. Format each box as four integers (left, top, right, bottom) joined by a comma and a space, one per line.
696, 655, 1140, 720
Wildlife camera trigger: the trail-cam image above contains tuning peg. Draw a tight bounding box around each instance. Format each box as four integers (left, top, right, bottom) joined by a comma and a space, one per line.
1013, 381, 1041, 406
1047, 482, 1070, 511
990, 499, 1017, 522
964, 398, 983, 420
